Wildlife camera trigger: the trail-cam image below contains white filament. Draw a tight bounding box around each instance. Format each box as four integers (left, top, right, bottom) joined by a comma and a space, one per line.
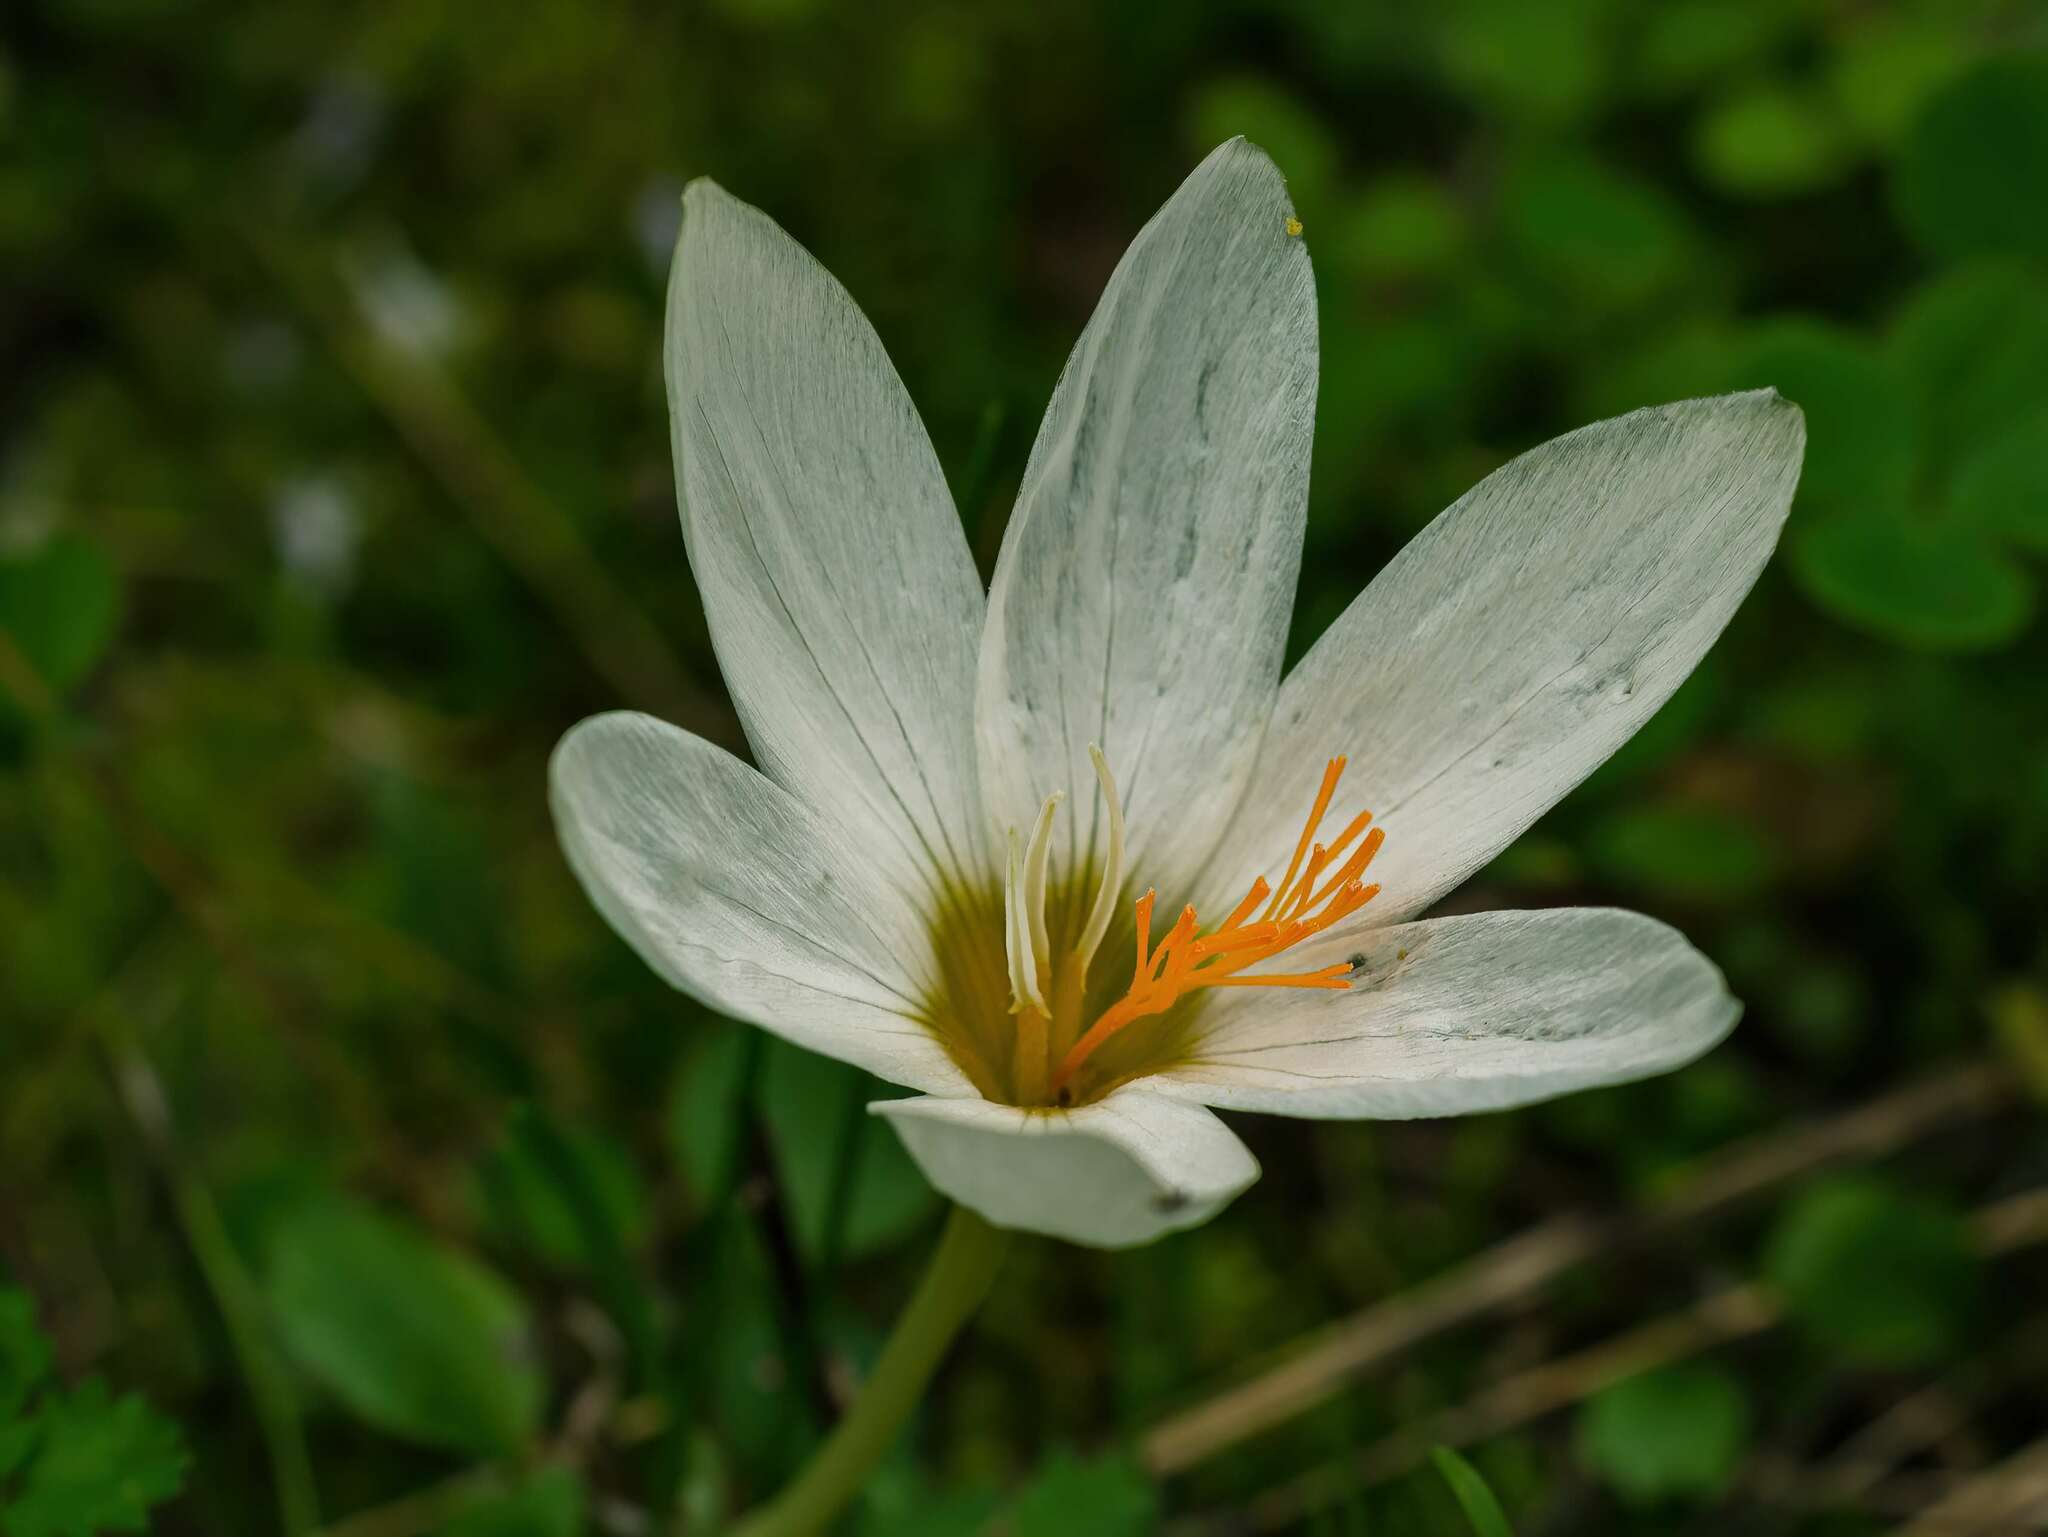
1003, 829, 1045, 1014
1074, 744, 1126, 971
1021, 791, 1062, 995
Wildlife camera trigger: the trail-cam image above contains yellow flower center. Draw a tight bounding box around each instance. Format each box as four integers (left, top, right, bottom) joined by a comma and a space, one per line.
920, 751, 1384, 1109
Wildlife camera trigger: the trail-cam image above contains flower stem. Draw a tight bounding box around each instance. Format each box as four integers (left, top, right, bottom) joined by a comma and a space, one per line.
732, 1205, 1010, 1537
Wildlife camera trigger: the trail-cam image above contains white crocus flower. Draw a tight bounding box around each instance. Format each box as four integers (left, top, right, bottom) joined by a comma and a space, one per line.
552, 140, 1805, 1249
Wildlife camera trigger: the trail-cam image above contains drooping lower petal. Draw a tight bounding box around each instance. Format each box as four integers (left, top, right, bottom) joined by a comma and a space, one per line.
1148, 907, 1738, 1119
551, 711, 975, 1096
873, 1085, 1259, 1247
1204, 391, 1805, 925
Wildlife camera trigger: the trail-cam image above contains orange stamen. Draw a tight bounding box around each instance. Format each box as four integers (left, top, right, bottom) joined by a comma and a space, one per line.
1217, 876, 1272, 935
1305, 826, 1386, 912
1051, 757, 1384, 1098
1130, 888, 1157, 984
1262, 757, 1345, 919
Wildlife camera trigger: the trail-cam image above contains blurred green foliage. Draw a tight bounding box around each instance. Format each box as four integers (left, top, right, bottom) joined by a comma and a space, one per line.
1575, 1365, 1752, 1505
4, 0, 2047, 1532
1766, 1176, 1984, 1369
1431, 1446, 1515, 1536
264, 1199, 545, 1458
1, 1291, 188, 1537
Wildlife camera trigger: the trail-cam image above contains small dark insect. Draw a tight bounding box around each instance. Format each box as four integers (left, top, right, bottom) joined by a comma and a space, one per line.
1055, 1086, 1074, 1108
1347, 951, 1369, 976
1151, 1189, 1191, 1214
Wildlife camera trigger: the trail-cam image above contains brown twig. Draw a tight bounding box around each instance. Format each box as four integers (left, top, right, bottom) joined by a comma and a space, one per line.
1793, 1381, 1981, 1505
1183, 1187, 2048, 1534
1887, 1435, 2048, 1536
1143, 1062, 2012, 1476
1743, 1463, 1983, 1521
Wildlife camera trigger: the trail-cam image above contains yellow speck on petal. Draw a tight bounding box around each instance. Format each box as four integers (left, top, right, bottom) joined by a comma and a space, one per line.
1284, 215, 1304, 237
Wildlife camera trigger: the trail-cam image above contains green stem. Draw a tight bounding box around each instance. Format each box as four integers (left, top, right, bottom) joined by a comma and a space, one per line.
732, 1205, 1010, 1537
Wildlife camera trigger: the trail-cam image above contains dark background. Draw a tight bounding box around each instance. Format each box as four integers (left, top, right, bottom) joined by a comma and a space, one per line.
4, 0, 2047, 1532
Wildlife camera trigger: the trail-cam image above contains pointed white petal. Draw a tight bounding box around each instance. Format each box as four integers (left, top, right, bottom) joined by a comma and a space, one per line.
551, 711, 972, 1096
668, 180, 989, 907
874, 1085, 1259, 1248
1206, 392, 1804, 923
1151, 907, 1738, 1118
977, 139, 1317, 905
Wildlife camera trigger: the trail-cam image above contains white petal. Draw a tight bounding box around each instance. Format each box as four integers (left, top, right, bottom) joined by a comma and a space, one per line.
551, 711, 972, 1096
874, 1085, 1259, 1248
667, 180, 989, 908
1150, 907, 1738, 1118
1206, 392, 1804, 923
977, 139, 1317, 902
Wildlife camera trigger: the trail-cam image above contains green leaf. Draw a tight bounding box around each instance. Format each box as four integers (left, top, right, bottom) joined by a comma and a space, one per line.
1501, 153, 1691, 306
1721, 319, 1917, 519
1766, 1177, 1982, 1368
484, 1109, 661, 1397
1006, 1451, 1158, 1537
0, 1424, 34, 1492
1632, 0, 1794, 100
0, 1292, 52, 1424
1588, 806, 1775, 904
1575, 319, 1741, 422
1770, 957, 1870, 1065
1331, 175, 1468, 283
1742, 670, 1883, 765
707, 0, 822, 25
2, 1379, 188, 1537
1889, 262, 2048, 475
853, 1467, 1001, 1537
476, 1116, 648, 1273
1827, 17, 1973, 149
0, 1291, 51, 1487
1431, 1445, 1514, 1536
364, 776, 507, 985
693, 1219, 811, 1466
442, 1467, 585, 1537
0, 536, 121, 702
1949, 407, 2048, 556
265, 1199, 542, 1457
1791, 509, 2034, 653
1575, 1365, 1750, 1504
1693, 81, 1851, 197
1440, 0, 1616, 123
760, 1043, 939, 1264
481, 1106, 664, 1418
1895, 53, 2048, 263
1311, 306, 1481, 495
668, 1025, 754, 1209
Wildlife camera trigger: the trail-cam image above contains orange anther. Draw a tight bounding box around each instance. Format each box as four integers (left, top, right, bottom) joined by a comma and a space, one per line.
1050, 757, 1383, 1098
